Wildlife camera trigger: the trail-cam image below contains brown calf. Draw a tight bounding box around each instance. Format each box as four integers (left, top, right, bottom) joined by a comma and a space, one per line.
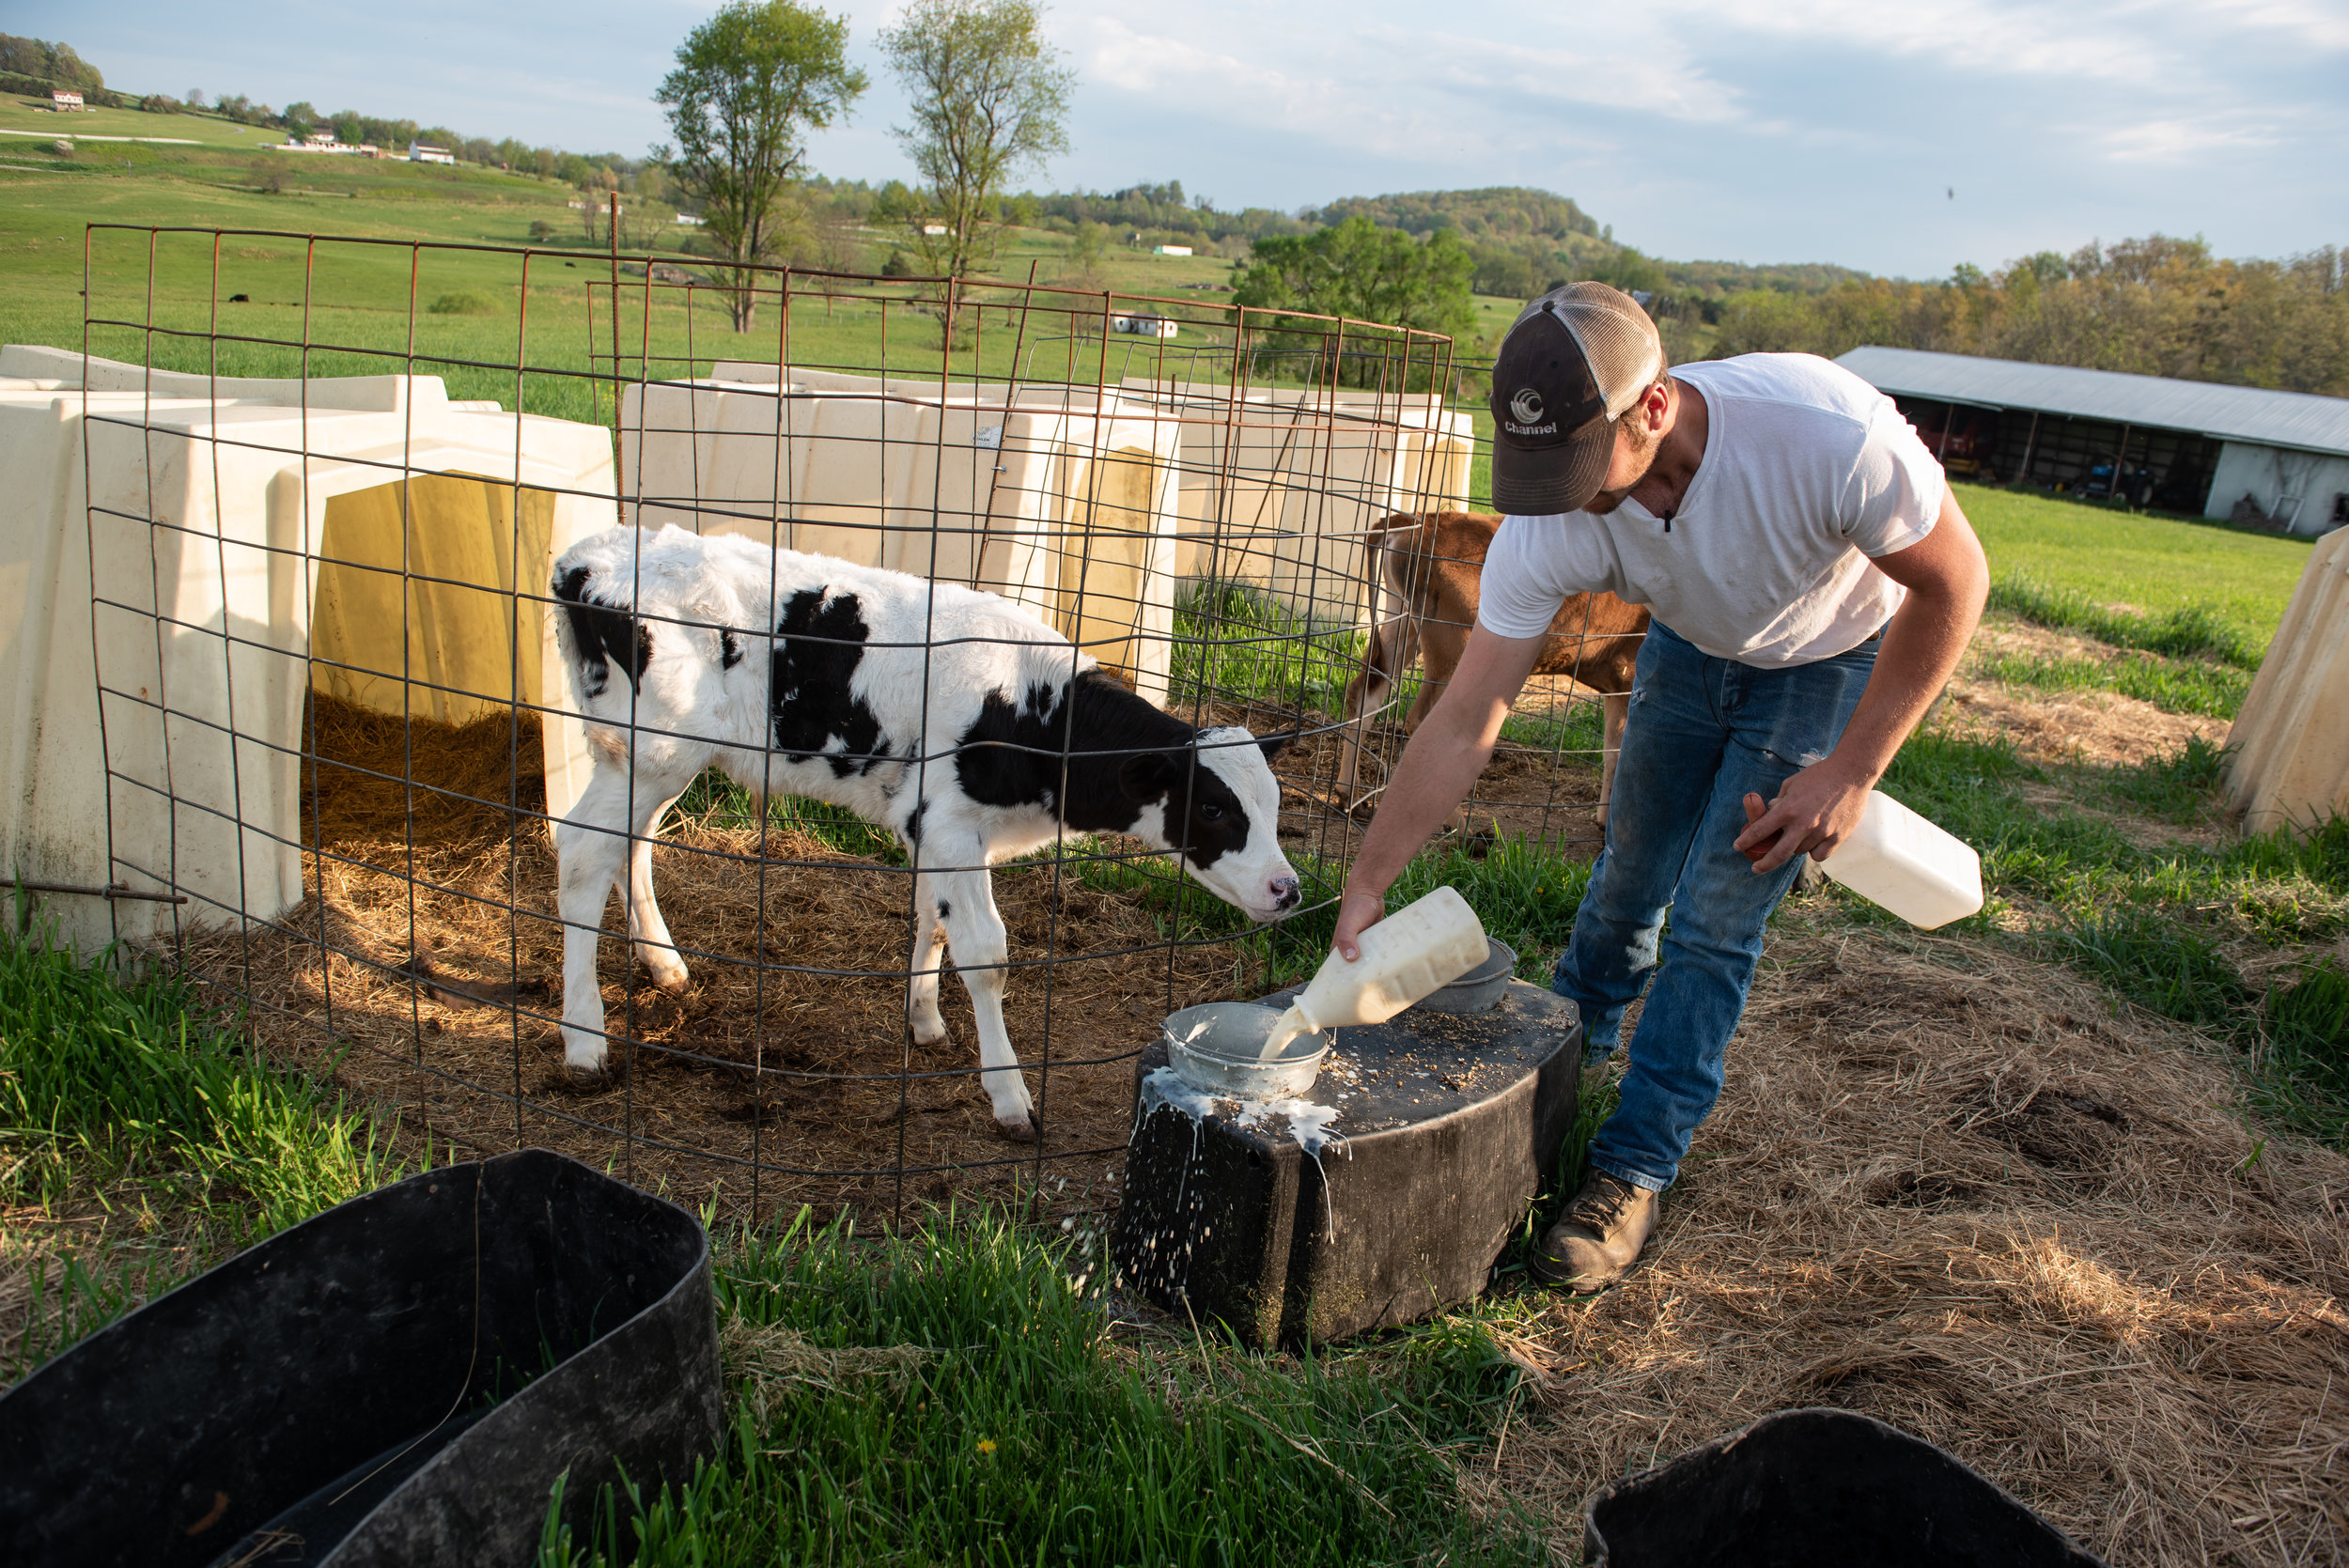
1337, 511, 1650, 825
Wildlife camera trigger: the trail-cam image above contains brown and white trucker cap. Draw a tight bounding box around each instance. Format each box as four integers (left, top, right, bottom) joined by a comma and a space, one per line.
1488, 282, 1665, 515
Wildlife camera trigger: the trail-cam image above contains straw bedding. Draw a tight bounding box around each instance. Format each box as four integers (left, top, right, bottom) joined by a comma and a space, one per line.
179, 696, 1255, 1217
1489, 918, 2349, 1566
181, 691, 1595, 1215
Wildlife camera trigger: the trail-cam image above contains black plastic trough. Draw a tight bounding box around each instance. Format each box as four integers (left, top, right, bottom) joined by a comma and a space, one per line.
1584, 1407, 2107, 1567
0, 1147, 723, 1567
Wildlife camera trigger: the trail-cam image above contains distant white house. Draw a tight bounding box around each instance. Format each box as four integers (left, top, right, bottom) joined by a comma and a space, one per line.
52, 91, 85, 113
274, 132, 374, 156
922, 224, 948, 236
1112, 314, 1178, 339
408, 143, 457, 165
674, 213, 705, 225
1152, 244, 1192, 257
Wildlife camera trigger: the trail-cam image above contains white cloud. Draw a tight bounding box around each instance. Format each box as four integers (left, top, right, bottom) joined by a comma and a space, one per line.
2093, 115, 2285, 163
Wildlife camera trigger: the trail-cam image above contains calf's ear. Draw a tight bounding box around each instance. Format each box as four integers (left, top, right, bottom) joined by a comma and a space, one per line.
1257, 729, 1298, 763
1118, 751, 1178, 802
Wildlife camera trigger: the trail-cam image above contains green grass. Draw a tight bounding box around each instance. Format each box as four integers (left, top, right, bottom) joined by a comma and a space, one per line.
1962, 483, 2311, 653
1985, 572, 2267, 669
673, 768, 906, 863
1171, 579, 1367, 719
0, 914, 398, 1376
2260, 958, 2349, 1134
543, 1209, 1541, 1567
1970, 646, 2252, 719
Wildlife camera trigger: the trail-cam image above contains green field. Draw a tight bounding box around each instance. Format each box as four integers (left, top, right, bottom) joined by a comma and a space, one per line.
1, 94, 1494, 453
1959, 481, 2312, 641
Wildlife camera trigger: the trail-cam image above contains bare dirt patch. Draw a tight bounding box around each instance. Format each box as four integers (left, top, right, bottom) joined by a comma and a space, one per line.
1497, 923, 2349, 1567
1938, 678, 2226, 768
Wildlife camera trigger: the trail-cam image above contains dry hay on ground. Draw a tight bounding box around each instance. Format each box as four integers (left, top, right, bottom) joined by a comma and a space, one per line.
175, 697, 1257, 1219
1493, 921, 2348, 1566
1946, 616, 2229, 768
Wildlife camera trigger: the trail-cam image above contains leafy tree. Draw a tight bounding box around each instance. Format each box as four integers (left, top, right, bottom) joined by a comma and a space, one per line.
1066, 219, 1108, 284
657, 0, 868, 331
879, 0, 1073, 314
0, 35, 104, 91
1586, 244, 1665, 296
1232, 216, 1476, 386
186, 88, 205, 108
283, 101, 319, 138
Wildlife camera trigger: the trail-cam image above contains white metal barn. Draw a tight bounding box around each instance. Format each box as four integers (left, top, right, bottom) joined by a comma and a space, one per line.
1837, 346, 2349, 536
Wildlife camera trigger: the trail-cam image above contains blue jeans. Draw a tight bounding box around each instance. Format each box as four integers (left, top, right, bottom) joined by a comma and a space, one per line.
1557, 621, 1878, 1193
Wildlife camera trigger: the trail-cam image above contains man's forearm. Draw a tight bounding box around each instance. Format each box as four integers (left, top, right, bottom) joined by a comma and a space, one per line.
1343, 702, 1501, 903
1825, 582, 1977, 784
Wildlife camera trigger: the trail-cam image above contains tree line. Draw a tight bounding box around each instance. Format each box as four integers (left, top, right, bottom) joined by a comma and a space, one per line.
1711, 236, 2349, 397
0, 33, 117, 105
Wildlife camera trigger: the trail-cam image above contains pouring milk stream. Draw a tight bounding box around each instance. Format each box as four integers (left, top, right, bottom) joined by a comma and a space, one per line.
1258, 886, 1490, 1060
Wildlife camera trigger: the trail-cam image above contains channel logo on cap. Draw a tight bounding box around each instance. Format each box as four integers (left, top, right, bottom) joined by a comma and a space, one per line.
1505, 386, 1556, 436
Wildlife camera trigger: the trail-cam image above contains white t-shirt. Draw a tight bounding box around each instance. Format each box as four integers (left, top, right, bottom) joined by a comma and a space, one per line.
1476, 353, 1946, 667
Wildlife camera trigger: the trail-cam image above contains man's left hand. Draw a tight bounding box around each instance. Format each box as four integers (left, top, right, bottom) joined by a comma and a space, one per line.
1734, 759, 1873, 874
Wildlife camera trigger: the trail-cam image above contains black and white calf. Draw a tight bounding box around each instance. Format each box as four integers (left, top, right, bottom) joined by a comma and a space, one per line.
549, 524, 1301, 1139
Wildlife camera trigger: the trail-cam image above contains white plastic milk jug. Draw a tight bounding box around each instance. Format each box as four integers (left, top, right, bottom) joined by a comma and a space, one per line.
1819, 790, 1984, 930
1260, 885, 1489, 1058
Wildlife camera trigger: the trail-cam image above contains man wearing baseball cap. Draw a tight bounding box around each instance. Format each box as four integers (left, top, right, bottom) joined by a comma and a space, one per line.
1331, 282, 1988, 1291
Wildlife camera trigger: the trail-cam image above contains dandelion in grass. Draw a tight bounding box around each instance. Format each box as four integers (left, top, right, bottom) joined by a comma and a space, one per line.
976, 1438, 998, 1456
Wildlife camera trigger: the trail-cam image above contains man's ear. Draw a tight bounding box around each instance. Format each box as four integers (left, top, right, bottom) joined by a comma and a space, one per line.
1118, 751, 1178, 802
1257, 729, 1298, 764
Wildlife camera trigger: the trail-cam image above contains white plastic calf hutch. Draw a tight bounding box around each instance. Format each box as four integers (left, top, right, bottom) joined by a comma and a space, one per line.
1117, 380, 1473, 623
630, 365, 1184, 703
0, 346, 617, 952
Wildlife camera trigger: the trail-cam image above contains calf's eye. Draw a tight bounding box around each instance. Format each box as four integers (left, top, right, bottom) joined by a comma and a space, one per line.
1199, 803, 1224, 821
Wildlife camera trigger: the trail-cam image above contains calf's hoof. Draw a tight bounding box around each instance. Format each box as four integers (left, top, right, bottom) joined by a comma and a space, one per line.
995, 1110, 1041, 1143
909, 1015, 950, 1047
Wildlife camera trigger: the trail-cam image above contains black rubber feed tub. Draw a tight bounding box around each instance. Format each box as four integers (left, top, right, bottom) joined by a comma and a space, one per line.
1584, 1408, 2106, 1567
0, 1147, 723, 1567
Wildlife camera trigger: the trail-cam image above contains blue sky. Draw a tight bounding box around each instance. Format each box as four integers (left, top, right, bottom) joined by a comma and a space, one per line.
25, 0, 2348, 278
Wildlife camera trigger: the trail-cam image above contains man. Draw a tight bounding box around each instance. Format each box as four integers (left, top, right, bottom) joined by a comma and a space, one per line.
1331, 283, 1988, 1291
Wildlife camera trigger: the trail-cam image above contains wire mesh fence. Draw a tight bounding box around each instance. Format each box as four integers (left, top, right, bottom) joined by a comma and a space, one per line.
10, 223, 1637, 1222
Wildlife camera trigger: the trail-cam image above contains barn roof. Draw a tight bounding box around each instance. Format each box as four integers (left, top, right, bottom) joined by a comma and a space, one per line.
1833, 347, 2349, 458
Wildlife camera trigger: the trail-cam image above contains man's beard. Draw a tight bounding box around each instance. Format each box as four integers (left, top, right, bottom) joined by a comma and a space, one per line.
1583, 421, 1660, 515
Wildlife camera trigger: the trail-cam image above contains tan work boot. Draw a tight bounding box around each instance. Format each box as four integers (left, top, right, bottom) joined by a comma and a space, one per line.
1531, 1170, 1658, 1290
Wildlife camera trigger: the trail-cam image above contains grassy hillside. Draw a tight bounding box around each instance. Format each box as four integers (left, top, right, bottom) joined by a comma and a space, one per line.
0, 98, 1277, 417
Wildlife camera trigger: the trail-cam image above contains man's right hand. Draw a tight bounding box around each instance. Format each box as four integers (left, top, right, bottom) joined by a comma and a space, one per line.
1332, 888, 1388, 961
